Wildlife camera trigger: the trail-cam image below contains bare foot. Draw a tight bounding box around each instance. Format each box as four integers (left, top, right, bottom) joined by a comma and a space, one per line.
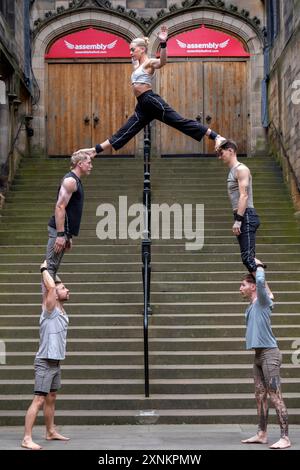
269, 437, 291, 449
241, 433, 268, 444
215, 135, 226, 150
46, 430, 70, 441
21, 439, 42, 450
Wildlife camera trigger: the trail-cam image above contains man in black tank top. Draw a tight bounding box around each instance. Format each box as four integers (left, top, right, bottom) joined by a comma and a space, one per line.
46, 153, 93, 280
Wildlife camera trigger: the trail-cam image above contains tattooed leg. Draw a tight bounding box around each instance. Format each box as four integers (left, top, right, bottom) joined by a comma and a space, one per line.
241, 362, 268, 444
268, 377, 291, 449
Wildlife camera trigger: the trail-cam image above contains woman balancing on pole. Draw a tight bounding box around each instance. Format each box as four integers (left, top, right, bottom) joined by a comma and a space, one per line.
74, 25, 226, 156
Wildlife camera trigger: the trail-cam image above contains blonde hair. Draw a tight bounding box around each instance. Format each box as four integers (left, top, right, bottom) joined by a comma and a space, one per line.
131, 36, 149, 52
70, 151, 89, 169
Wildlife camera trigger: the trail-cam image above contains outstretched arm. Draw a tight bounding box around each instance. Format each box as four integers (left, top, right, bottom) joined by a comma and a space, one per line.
41, 260, 57, 313
149, 24, 168, 70
255, 266, 273, 307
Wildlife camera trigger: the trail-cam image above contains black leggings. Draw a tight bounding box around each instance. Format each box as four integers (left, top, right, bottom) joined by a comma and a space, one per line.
109, 90, 209, 150
236, 208, 260, 273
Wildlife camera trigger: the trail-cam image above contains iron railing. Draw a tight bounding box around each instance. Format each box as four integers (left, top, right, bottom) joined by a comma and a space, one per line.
141, 124, 152, 397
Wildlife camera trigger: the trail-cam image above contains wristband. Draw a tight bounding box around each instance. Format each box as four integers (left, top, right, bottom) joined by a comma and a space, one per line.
234, 213, 244, 222
95, 144, 103, 154
209, 130, 218, 140
40, 267, 48, 273
160, 42, 167, 49
56, 231, 65, 237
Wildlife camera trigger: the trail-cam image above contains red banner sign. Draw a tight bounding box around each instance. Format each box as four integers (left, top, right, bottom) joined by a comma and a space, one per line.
167, 26, 250, 57
45, 28, 130, 59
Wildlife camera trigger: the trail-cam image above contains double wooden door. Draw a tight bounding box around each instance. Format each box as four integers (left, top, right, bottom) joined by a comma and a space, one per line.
47, 63, 135, 156
159, 61, 248, 155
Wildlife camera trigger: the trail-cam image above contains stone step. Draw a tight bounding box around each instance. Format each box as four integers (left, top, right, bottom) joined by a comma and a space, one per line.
0, 313, 299, 326
1, 281, 299, 293
1, 407, 300, 426
1, 290, 300, 303
0, 349, 296, 366
0, 270, 300, 282
0, 325, 299, 339
1, 302, 299, 314
1, 253, 300, 265
2, 217, 298, 227
1, 243, 299, 254
0, 378, 299, 396
0, 392, 299, 411
2, 337, 296, 352
1, 236, 299, 246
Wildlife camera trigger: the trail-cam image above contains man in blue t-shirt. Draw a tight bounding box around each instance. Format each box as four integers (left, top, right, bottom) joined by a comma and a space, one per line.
239, 259, 291, 449
21, 261, 70, 450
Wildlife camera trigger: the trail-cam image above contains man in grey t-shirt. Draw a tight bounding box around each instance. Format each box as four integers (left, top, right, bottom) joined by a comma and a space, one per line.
21, 261, 70, 450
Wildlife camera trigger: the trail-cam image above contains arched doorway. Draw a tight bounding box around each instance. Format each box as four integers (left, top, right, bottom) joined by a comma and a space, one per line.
157, 26, 250, 156
45, 28, 135, 156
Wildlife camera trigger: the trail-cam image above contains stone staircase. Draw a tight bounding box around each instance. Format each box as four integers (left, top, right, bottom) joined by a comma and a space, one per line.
0, 154, 300, 425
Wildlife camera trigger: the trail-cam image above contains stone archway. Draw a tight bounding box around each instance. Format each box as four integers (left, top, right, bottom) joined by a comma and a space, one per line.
31, 11, 143, 154
149, 11, 265, 155
31, 5, 265, 156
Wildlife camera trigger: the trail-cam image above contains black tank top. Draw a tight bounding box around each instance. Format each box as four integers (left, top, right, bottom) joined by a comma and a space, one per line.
48, 171, 84, 236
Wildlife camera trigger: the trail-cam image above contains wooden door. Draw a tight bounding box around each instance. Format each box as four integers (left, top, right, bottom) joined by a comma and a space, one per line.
47, 62, 135, 156
91, 63, 135, 155
159, 62, 204, 155
203, 61, 248, 154
47, 63, 92, 156
158, 61, 248, 156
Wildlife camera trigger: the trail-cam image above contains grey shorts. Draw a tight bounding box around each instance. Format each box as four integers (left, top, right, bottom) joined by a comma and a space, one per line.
34, 358, 61, 396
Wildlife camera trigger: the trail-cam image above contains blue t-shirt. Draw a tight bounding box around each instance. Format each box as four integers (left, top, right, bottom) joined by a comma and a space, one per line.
245, 269, 277, 350
36, 306, 69, 360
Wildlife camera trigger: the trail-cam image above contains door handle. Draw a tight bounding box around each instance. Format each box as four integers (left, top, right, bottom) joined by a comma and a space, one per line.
205, 115, 212, 124
93, 115, 99, 128
195, 113, 202, 123
83, 116, 90, 124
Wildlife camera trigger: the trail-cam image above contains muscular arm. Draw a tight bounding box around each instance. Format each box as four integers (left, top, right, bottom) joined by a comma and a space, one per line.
55, 177, 77, 232
236, 167, 250, 217
54, 177, 77, 253
41, 266, 57, 313
149, 44, 167, 70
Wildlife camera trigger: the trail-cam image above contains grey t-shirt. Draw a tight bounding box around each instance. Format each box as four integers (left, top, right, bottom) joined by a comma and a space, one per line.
245, 269, 277, 350
36, 306, 69, 360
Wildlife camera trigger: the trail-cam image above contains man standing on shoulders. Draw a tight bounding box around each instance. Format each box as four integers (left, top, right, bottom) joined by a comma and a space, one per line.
216, 139, 273, 296
21, 261, 70, 450
46, 152, 93, 280
239, 260, 291, 449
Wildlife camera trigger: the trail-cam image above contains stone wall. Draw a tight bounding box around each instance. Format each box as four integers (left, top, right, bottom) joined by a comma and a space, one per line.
0, 1, 30, 174
268, 1, 300, 183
